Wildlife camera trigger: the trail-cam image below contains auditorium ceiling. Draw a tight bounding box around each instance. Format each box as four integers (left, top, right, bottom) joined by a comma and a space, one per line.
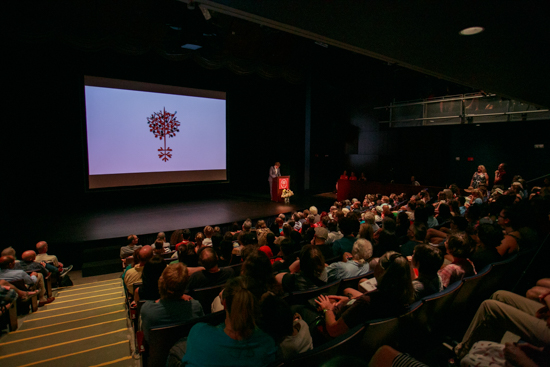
8, 0, 549, 108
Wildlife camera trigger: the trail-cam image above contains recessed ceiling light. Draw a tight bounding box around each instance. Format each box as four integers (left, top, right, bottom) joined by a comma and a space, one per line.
459, 26, 484, 36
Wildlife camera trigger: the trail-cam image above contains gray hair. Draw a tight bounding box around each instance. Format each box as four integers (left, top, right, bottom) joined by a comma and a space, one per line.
352, 239, 373, 264
309, 206, 318, 215
363, 212, 375, 225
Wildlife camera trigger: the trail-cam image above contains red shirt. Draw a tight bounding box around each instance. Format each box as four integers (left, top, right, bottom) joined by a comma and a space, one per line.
340, 175, 349, 180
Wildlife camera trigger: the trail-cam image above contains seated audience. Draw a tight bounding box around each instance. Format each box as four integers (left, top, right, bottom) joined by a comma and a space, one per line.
325, 219, 343, 246
181, 276, 278, 367
258, 293, 313, 359
327, 239, 373, 282
203, 226, 214, 247
276, 245, 327, 293
438, 232, 476, 288
332, 216, 359, 257
151, 232, 170, 251
411, 244, 444, 301
455, 289, 550, 362
140, 263, 204, 341
272, 240, 295, 274
35, 241, 72, 276
120, 234, 141, 259
124, 245, 153, 294
0, 255, 53, 306
175, 229, 193, 250
400, 222, 427, 256
471, 223, 503, 271
315, 251, 414, 338
311, 227, 333, 261
185, 247, 234, 293
136, 255, 166, 301
496, 206, 522, 257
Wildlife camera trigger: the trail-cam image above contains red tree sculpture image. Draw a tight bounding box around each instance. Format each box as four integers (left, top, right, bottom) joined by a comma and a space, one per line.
147, 107, 181, 162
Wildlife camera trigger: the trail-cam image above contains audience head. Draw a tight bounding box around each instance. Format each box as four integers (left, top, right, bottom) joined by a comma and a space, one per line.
445, 232, 473, 258
170, 230, 183, 246
241, 250, 274, 293
127, 235, 138, 246
358, 223, 373, 242
412, 244, 443, 276
204, 226, 214, 238
477, 223, 505, 248
1, 247, 16, 258
309, 206, 318, 216
279, 239, 294, 261
159, 263, 189, 300
314, 227, 329, 243
409, 222, 427, 242
182, 229, 191, 240
0, 256, 15, 269
299, 245, 325, 278
36, 241, 48, 254
339, 216, 360, 237
381, 217, 396, 234
139, 245, 153, 265
242, 221, 252, 232
153, 240, 164, 253
352, 239, 373, 264
198, 247, 218, 271
327, 219, 339, 232
222, 276, 259, 339
157, 232, 166, 241
21, 250, 37, 262
195, 232, 204, 246
258, 293, 293, 344
498, 206, 520, 230
143, 255, 167, 286
375, 251, 414, 305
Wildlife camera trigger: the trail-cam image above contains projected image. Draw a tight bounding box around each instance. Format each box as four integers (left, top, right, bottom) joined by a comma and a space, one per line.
84, 76, 227, 189
147, 108, 181, 162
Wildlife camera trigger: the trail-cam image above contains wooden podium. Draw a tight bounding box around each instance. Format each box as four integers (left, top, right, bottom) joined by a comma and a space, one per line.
272, 176, 290, 202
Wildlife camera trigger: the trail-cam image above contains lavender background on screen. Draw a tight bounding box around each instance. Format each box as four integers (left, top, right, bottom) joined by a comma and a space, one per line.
85, 86, 226, 175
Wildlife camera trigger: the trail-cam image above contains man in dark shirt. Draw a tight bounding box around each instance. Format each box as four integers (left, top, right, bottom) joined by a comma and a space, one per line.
185, 247, 234, 293
19, 250, 49, 278
471, 223, 503, 271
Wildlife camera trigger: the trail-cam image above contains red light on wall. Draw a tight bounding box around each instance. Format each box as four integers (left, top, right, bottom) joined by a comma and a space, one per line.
467, 157, 474, 162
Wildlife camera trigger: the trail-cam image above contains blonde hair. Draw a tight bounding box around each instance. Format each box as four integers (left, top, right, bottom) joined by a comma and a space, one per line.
478, 165, 486, 173
223, 277, 258, 339
159, 263, 189, 300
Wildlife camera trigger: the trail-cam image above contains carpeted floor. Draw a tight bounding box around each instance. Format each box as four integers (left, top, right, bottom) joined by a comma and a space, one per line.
0, 273, 139, 367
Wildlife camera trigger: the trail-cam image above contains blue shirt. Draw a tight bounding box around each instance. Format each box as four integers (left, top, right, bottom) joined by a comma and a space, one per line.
140, 298, 204, 341
327, 260, 370, 282
0, 268, 36, 285
182, 322, 278, 367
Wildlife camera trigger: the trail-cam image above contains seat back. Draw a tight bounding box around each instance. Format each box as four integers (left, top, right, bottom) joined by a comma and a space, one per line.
162, 251, 176, 259
415, 280, 462, 334
222, 262, 243, 277
450, 265, 491, 318
284, 324, 366, 367
360, 316, 400, 360
286, 280, 341, 306
475, 254, 517, 301
190, 284, 225, 314
146, 311, 225, 367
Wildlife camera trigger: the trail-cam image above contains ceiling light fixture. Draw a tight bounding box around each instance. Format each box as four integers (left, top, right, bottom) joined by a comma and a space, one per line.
459, 26, 484, 36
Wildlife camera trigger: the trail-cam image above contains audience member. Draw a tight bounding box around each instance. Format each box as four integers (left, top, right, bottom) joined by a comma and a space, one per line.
124, 245, 153, 294
327, 239, 373, 282
471, 223, 503, 271
400, 223, 427, 256
315, 251, 414, 337
181, 276, 278, 366
276, 245, 327, 293
332, 216, 359, 257
0, 255, 53, 306
120, 234, 141, 259
140, 263, 204, 341
438, 233, 476, 288
185, 247, 234, 292
411, 244, 443, 301
175, 229, 193, 250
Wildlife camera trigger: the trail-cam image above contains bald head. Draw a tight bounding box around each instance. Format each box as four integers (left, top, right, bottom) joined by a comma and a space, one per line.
22, 250, 37, 262
21, 250, 36, 262
139, 245, 153, 265
36, 241, 48, 254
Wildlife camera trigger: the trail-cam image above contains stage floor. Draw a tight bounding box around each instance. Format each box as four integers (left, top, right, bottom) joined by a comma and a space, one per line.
26, 191, 336, 244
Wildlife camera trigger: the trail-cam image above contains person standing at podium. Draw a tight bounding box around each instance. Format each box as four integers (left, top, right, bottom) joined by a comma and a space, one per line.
268, 162, 281, 200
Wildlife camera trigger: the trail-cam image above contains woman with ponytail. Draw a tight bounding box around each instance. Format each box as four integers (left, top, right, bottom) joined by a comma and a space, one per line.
182, 276, 278, 366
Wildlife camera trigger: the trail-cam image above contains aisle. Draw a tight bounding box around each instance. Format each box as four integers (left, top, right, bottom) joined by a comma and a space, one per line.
0, 277, 137, 367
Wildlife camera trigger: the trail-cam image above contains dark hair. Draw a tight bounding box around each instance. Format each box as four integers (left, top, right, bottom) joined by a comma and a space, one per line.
411, 223, 427, 242
477, 223, 505, 248
141, 255, 167, 300
178, 243, 198, 267
381, 217, 396, 234
446, 232, 474, 258
437, 203, 452, 222
339, 216, 360, 236
327, 219, 338, 232
299, 245, 325, 278
279, 239, 294, 262
258, 293, 293, 344
450, 200, 461, 216
451, 216, 469, 231
170, 230, 184, 247
241, 250, 278, 298
377, 251, 415, 306
413, 244, 443, 275
182, 229, 191, 240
